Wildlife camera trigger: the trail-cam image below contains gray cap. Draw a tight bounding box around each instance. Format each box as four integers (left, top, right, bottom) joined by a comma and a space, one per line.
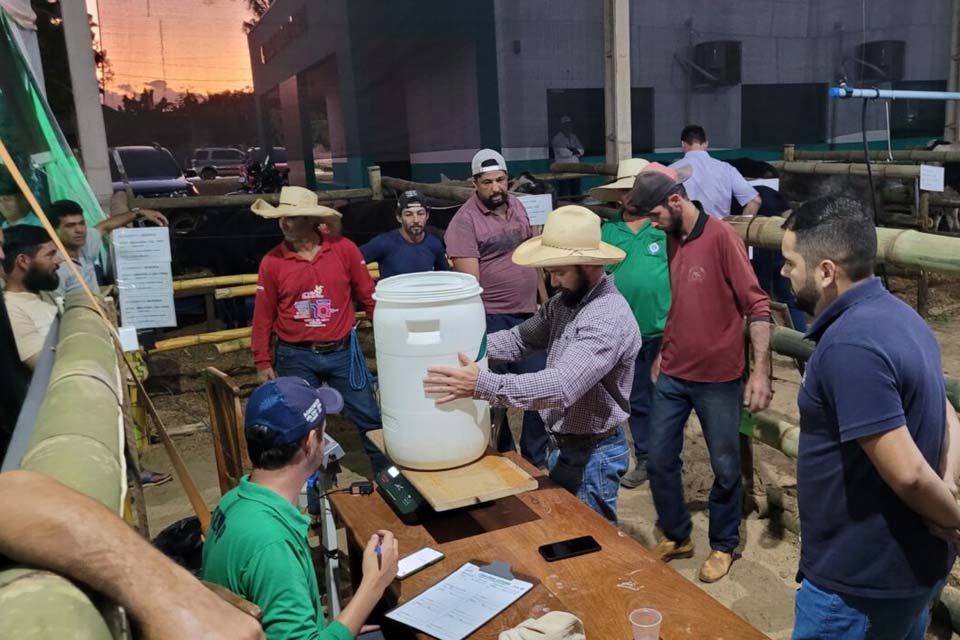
628, 162, 693, 212
471, 148, 508, 177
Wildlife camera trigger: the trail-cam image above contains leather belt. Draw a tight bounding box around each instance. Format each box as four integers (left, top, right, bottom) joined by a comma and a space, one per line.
548, 426, 620, 449
278, 335, 350, 354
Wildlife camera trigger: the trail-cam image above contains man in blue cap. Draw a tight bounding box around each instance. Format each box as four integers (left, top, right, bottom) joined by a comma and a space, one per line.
202, 377, 398, 640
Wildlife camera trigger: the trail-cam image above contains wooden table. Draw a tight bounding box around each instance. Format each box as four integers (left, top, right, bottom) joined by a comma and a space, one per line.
330, 454, 768, 639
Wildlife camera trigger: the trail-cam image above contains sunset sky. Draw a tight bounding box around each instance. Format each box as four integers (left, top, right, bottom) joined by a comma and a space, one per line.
85, 0, 255, 108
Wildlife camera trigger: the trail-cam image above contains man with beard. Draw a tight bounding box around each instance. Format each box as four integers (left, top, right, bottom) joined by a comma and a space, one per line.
2, 224, 62, 370
49, 197, 168, 297
360, 190, 449, 280
445, 149, 549, 468
781, 197, 960, 639
0, 228, 32, 457
425, 205, 640, 524
629, 163, 771, 583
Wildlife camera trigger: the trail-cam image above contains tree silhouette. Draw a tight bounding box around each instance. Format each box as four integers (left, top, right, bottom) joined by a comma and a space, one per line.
242, 0, 274, 34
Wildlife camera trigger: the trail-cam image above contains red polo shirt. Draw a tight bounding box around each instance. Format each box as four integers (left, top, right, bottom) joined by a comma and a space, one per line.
251, 235, 376, 371
660, 203, 769, 383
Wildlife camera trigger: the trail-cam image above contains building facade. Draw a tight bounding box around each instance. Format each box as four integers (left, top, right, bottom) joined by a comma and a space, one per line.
247, 0, 954, 187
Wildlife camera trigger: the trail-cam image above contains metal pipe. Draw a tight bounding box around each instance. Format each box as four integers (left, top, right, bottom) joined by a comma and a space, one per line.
831, 86, 960, 101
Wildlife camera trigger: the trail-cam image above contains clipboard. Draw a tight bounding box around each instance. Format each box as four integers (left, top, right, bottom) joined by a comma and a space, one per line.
386, 560, 537, 640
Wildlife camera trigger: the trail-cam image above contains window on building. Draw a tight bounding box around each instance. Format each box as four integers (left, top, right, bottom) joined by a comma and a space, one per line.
546, 88, 655, 157
890, 80, 947, 138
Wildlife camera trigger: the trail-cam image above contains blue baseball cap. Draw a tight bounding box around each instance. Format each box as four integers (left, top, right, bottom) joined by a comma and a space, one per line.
244, 378, 344, 446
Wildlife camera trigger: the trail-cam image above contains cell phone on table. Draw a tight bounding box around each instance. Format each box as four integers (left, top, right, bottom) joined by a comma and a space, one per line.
396, 547, 445, 579
538, 535, 601, 562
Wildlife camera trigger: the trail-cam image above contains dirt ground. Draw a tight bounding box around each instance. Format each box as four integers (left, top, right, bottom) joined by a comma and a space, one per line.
140, 275, 960, 638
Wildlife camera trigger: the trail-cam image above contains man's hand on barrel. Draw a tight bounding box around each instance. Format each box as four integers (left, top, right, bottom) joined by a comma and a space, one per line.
424, 352, 480, 405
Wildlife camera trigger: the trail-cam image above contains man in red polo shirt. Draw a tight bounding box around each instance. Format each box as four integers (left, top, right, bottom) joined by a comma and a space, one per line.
628, 164, 771, 583
250, 186, 387, 471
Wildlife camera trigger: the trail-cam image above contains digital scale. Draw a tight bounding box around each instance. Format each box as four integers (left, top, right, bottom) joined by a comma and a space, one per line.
374, 465, 425, 516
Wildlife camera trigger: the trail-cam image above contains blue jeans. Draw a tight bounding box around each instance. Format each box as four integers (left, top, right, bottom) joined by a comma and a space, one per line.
486, 313, 548, 467
546, 428, 629, 525
628, 336, 662, 466
647, 374, 743, 552
275, 343, 389, 472
792, 578, 941, 640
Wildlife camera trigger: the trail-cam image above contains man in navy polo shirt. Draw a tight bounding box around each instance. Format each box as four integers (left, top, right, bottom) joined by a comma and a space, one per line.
781, 197, 960, 639
360, 190, 449, 280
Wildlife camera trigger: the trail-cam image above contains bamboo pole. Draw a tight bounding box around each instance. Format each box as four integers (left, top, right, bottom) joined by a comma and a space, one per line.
771, 161, 922, 178
782, 144, 795, 162
727, 215, 960, 277
368, 165, 382, 200
215, 337, 251, 354
740, 410, 799, 459
382, 177, 477, 203
132, 188, 372, 210
174, 274, 258, 292
550, 161, 618, 176
215, 284, 258, 300
151, 327, 251, 353
791, 149, 960, 162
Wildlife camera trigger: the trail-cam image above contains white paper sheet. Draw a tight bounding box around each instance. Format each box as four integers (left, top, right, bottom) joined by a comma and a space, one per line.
518, 193, 553, 226
386, 562, 533, 640
113, 228, 176, 329
920, 165, 945, 192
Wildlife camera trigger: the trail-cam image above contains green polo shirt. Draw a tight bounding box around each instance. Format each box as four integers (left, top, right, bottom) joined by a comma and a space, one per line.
201, 476, 353, 640
601, 216, 671, 338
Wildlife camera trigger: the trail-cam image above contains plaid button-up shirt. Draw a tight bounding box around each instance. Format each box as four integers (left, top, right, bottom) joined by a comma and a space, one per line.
474, 275, 641, 435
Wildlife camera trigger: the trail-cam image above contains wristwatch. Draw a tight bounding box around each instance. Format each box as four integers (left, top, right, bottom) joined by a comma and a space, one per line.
130, 207, 144, 220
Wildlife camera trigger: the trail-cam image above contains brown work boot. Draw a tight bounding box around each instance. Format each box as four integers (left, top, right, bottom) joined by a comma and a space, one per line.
698, 550, 734, 583
650, 536, 694, 562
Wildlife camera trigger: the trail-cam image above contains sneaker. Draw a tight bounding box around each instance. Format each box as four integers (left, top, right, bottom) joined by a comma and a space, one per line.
141, 470, 173, 488
698, 550, 734, 583
650, 537, 695, 562
620, 466, 648, 489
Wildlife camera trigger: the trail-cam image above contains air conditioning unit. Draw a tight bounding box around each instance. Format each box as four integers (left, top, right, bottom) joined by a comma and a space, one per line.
856, 40, 905, 82
692, 41, 742, 87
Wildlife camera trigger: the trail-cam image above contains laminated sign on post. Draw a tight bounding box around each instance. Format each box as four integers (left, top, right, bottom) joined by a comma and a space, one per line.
113, 227, 176, 329
517, 193, 553, 226
920, 165, 945, 192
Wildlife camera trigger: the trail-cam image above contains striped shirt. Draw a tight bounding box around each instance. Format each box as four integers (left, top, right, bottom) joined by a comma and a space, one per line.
474, 275, 640, 435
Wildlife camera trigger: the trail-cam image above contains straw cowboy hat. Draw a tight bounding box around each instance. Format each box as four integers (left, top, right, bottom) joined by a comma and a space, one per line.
250, 186, 342, 219
589, 157, 650, 203
512, 205, 625, 268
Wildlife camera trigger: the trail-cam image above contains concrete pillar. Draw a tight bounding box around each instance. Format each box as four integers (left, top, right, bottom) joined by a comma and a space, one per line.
60, 0, 112, 211
945, 0, 960, 142
603, 0, 632, 163
279, 75, 311, 188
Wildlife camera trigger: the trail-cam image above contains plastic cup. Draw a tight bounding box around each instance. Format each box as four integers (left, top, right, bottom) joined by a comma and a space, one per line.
629, 608, 662, 640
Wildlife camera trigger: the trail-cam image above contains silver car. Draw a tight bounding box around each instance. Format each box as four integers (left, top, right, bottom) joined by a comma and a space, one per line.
190, 147, 246, 180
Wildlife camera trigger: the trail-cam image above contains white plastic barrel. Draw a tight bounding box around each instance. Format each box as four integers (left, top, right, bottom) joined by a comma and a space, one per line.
373, 271, 490, 470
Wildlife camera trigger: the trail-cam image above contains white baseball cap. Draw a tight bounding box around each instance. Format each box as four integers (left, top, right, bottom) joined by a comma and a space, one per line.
471, 148, 508, 177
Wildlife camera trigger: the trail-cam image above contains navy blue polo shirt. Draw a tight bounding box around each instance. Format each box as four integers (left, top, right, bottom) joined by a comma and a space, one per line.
360, 229, 449, 280
797, 277, 952, 598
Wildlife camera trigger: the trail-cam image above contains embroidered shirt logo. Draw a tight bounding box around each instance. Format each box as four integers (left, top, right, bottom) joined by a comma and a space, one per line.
648, 242, 661, 255
688, 266, 706, 283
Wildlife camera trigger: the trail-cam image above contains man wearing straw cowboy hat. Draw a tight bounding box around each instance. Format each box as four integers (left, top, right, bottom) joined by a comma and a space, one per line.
250, 186, 388, 471
591, 158, 672, 490
425, 205, 641, 524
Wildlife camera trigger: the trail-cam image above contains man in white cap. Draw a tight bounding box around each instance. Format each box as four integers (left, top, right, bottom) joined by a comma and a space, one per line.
593, 158, 671, 489
250, 186, 387, 472
445, 149, 549, 468
426, 205, 641, 524
552, 116, 585, 198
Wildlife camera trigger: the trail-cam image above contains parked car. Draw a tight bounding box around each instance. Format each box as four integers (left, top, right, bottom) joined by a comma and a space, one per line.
110, 145, 198, 198
190, 147, 246, 180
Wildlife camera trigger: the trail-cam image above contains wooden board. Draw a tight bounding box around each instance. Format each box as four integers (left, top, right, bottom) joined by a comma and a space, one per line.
367, 430, 538, 512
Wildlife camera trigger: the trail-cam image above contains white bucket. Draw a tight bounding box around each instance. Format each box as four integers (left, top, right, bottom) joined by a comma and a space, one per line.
373, 271, 490, 470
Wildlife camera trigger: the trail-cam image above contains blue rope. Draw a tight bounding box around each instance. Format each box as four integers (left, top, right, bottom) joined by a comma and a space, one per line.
348, 328, 373, 391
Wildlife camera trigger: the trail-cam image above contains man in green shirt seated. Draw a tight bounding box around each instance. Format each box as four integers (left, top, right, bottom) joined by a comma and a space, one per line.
596, 159, 672, 489
202, 377, 398, 639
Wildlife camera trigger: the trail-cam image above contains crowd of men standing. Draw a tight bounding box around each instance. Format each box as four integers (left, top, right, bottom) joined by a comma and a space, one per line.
3, 121, 957, 639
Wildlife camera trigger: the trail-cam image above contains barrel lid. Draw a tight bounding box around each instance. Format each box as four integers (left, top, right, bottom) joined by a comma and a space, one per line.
373, 271, 483, 304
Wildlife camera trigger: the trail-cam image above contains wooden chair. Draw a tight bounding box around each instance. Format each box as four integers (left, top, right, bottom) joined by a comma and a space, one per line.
203, 367, 251, 495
